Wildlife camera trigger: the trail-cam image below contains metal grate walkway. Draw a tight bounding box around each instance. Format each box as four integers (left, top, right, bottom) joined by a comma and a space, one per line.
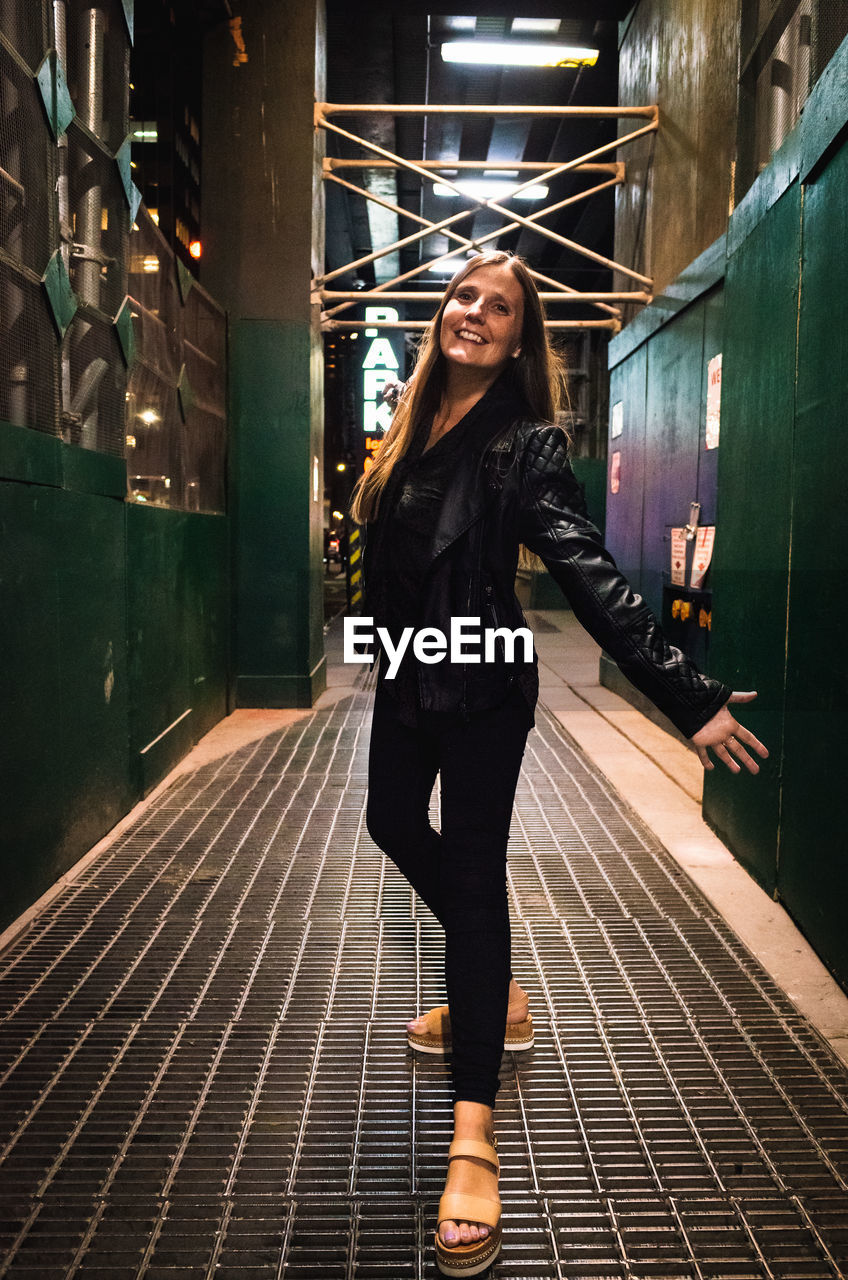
1, 687, 847, 1278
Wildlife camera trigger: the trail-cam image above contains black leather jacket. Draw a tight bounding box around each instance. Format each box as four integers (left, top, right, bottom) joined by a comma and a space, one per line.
364, 375, 730, 738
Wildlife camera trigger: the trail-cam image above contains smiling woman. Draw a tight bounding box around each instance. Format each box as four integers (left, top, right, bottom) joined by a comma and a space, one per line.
438, 265, 523, 378
349, 250, 767, 1277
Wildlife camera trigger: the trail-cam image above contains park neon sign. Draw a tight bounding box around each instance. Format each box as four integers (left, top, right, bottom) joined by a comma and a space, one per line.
361, 307, 400, 470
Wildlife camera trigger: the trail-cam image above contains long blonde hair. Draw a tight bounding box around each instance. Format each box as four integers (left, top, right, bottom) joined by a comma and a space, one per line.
350, 251, 566, 525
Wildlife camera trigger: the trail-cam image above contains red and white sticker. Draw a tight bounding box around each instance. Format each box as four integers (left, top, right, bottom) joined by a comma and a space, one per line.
610, 451, 621, 494
690, 525, 715, 589
670, 528, 687, 586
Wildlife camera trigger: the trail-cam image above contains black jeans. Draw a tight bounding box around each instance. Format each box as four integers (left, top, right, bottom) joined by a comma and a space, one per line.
366, 683, 532, 1108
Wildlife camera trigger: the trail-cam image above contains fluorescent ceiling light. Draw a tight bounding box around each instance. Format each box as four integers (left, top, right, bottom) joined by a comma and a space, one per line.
427, 258, 468, 274
511, 18, 561, 34
441, 40, 598, 68
433, 179, 549, 201
444, 15, 475, 31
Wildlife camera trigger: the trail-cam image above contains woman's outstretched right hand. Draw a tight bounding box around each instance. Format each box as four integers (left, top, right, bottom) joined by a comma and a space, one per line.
691, 691, 769, 774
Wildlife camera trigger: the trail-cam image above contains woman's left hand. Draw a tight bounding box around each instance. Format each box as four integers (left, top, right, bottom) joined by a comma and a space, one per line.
691, 692, 769, 774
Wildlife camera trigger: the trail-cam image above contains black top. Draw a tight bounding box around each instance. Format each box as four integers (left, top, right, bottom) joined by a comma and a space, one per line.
379, 413, 476, 719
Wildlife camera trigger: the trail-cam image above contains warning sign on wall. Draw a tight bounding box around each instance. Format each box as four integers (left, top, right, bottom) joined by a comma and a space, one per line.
690, 525, 716, 588
670, 528, 687, 586
706, 354, 722, 450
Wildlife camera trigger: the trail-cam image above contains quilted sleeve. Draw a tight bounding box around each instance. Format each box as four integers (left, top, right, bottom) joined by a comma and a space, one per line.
516, 424, 731, 738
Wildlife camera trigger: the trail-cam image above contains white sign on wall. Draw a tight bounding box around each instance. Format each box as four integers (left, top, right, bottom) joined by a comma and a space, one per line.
706, 354, 722, 450
611, 400, 624, 439
670, 528, 687, 586
690, 525, 716, 589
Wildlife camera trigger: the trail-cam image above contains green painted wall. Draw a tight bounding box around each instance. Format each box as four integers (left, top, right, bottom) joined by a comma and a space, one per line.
0, 464, 132, 920
230, 320, 325, 706
606, 343, 648, 594
0, 423, 230, 933
127, 505, 230, 792
706, 133, 848, 980
777, 142, 848, 975
608, 34, 848, 987
703, 184, 800, 895
571, 456, 607, 536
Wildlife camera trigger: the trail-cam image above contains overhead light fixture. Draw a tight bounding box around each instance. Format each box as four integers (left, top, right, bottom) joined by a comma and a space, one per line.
433, 179, 548, 201
427, 258, 468, 274
511, 18, 561, 35
441, 41, 598, 68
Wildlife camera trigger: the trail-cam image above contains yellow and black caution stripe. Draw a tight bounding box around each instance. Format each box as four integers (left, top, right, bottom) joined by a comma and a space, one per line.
347, 526, 363, 609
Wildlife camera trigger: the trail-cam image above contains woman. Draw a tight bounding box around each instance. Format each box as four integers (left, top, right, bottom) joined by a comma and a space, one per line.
351, 251, 767, 1277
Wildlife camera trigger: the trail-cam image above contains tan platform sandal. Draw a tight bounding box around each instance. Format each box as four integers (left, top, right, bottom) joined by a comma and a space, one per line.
435, 1137, 502, 1277
407, 1003, 534, 1055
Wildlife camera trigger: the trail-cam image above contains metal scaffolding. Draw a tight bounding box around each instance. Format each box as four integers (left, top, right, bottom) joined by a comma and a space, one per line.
313, 103, 659, 334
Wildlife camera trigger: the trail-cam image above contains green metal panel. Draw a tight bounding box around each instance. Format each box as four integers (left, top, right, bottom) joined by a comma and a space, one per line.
230, 318, 326, 707
703, 184, 802, 894
640, 304, 705, 616
183, 511, 231, 740
53, 491, 133, 868
61, 444, 126, 498
126, 505, 229, 793
35, 49, 75, 140
42, 249, 78, 339
778, 143, 848, 987
608, 236, 727, 369
0, 411, 231, 928
0, 481, 132, 930
606, 345, 648, 593
570, 456, 607, 536
0, 417, 62, 487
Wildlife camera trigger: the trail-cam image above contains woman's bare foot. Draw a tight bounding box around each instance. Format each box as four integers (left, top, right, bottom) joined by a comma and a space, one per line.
438, 1101, 499, 1247
407, 978, 528, 1038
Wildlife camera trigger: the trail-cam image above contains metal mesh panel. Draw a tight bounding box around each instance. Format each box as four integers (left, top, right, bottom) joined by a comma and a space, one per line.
0, 260, 60, 433
0, 0, 50, 74
0, 4, 60, 437
747, 0, 848, 178
61, 310, 127, 453
181, 403, 226, 512
812, 0, 848, 78
0, 40, 55, 276
99, 0, 130, 154
66, 119, 128, 318
181, 287, 227, 513
125, 208, 227, 511
128, 206, 182, 333
753, 1, 813, 174
126, 358, 182, 504
183, 284, 226, 388
62, 0, 129, 155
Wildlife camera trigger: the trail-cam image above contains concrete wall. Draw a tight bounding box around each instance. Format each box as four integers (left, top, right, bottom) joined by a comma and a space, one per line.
202, 0, 327, 707
615, 0, 739, 307
607, 32, 848, 989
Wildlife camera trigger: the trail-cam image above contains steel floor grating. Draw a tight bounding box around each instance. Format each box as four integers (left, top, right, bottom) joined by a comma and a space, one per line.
1, 690, 847, 1278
